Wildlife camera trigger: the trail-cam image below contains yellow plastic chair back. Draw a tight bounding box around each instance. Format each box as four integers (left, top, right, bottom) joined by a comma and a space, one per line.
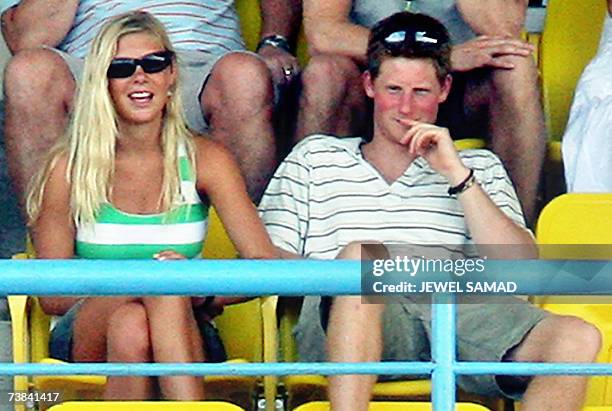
540, 0, 607, 141
293, 401, 492, 410
48, 402, 244, 410
7, 293, 30, 411
534, 193, 612, 406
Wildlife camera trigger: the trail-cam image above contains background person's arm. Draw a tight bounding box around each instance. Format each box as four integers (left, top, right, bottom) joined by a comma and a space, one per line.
304, 0, 369, 62
257, 0, 302, 84
1, 0, 78, 53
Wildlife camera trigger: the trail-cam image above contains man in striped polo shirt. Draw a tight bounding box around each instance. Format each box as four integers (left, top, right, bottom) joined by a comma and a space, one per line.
259, 12, 599, 411
298, 0, 545, 227
1, 0, 300, 204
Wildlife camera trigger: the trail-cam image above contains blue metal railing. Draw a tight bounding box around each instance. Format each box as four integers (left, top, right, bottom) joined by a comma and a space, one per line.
1, 259, 612, 410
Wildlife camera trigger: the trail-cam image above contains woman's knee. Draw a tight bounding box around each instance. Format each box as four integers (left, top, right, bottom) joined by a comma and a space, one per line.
106, 302, 152, 362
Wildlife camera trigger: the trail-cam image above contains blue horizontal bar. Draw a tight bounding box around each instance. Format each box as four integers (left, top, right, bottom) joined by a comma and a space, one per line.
0, 362, 434, 377
455, 362, 612, 375
3, 259, 612, 295
1, 361, 610, 377
0, 260, 361, 295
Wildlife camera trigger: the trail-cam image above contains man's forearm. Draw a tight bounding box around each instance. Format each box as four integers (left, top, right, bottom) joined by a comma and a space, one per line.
457, 0, 528, 38
260, 0, 302, 43
305, 19, 370, 62
2, 0, 78, 53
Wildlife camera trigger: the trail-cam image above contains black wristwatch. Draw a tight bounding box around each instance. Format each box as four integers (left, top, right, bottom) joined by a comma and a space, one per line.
256, 34, 292, 53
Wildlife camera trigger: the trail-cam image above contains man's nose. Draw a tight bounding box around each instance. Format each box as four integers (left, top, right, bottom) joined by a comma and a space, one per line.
398, 93, 413, 115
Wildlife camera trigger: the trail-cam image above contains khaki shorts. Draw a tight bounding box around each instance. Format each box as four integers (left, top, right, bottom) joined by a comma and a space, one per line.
294, 295, 548, 399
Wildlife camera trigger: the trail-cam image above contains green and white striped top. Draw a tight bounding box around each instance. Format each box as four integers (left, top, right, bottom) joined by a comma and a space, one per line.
75, 145, 208, 259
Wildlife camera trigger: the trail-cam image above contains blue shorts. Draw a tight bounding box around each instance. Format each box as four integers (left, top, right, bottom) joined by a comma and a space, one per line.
49, 300, 227, 363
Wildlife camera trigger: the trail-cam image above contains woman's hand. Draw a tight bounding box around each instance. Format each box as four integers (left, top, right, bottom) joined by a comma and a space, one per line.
153, 250, 187, 260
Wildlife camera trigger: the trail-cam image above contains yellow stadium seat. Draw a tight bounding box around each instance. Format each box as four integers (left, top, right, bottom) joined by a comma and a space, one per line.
534, 193, 612, 406
454, 139, 486, 151
11, 207, 276, 410
48, 401, 244, 410
7, 293, 29, 411
292, 401, 492, 410
540, 0, 608, 142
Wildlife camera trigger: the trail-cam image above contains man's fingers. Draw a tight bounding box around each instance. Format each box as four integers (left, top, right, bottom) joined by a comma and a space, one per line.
474, 36, 534, 50
487, 56, 518, 69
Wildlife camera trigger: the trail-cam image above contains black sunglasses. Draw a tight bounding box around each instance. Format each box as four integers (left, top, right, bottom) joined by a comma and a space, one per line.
107, 50, 174, 79
381, 28, 447, 54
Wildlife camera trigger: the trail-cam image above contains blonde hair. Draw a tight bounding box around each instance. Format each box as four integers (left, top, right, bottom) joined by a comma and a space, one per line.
27, 11, 196, 226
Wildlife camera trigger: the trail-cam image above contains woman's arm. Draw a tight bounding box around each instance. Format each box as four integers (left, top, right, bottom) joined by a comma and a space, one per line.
194, 138, 278, 259
29, 154, 81, 315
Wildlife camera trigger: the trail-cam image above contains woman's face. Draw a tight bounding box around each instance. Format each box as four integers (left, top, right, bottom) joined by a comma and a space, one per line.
108, 32, 176, 127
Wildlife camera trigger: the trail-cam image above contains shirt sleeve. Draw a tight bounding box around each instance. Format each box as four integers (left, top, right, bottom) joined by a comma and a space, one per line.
258, 150, 311, 255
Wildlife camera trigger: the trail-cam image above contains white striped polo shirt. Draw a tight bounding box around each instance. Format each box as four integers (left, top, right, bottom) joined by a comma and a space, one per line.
75, 144, 208, 259
259, 134, 527, 259
57, 0, 245, 58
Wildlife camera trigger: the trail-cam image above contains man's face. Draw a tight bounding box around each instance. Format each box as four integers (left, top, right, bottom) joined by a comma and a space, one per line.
364, 57, 451, 145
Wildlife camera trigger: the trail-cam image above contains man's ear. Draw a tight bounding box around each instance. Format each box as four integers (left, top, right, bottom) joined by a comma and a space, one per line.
363, 71, 375, 98
438, 74, 453, 103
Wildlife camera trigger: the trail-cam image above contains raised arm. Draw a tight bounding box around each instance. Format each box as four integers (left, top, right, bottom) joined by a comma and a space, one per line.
401, 121, 537, 258
303, 0, 369, 62
29, 154, 82, 315
194, 138, 278, 260
1, 0, 78, 53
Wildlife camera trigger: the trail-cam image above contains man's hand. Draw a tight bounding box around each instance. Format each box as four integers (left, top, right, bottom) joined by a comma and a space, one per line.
258, 45, 300, 86
399, 120, 470, 185
450, 36, 534, 72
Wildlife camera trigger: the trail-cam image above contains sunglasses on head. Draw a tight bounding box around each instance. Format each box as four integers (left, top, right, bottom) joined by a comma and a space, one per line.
107, 50, 174, 79
381, 28, 446, 54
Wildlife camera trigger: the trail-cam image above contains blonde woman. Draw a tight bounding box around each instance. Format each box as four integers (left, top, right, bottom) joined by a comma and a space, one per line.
27, 11, 277, 400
